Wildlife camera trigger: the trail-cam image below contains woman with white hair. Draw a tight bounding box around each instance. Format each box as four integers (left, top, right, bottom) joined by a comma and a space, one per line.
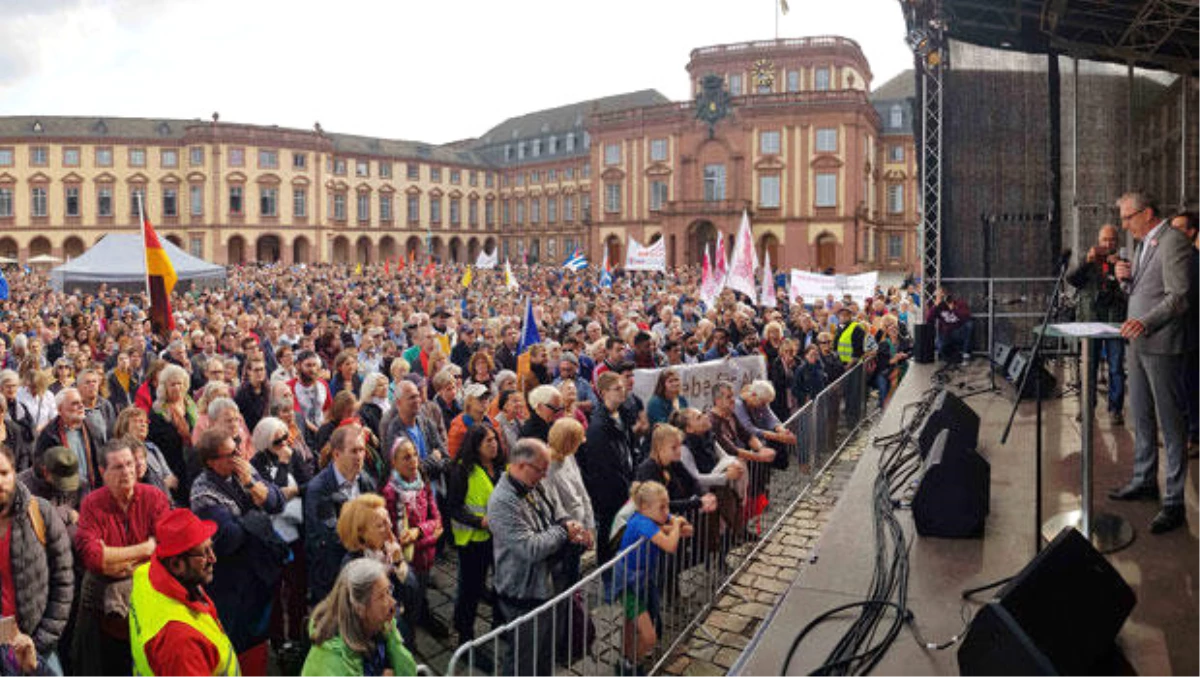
357, 372, 391, 439
735, 380, 798, 470
301, 558, 416, 676
146, 362, 198, 501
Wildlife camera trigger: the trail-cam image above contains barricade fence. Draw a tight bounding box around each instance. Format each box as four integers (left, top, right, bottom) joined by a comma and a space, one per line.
446, 360, 875, 676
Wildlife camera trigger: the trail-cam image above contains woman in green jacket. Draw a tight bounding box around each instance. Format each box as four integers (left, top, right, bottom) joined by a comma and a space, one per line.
302, 558, 418, 676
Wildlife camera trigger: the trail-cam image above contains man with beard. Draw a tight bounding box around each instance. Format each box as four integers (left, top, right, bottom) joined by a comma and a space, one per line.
287, 350, 332, 450
128, 507, 239, 676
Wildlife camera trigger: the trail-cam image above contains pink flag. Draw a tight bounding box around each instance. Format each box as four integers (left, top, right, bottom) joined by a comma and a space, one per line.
760, 250, 777, 308
714, 231, 729, 285
726, 209, 759, 299
700, 243, 719, 308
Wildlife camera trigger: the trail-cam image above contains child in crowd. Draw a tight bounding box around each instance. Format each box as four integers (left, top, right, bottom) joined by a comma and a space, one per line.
616, 481, 692, 675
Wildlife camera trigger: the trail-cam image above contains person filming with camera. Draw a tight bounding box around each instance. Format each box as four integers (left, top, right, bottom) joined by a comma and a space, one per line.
1066, 223, 1128, 425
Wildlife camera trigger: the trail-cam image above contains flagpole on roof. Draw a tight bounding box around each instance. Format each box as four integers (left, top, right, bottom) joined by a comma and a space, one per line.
137, 191, 151, 306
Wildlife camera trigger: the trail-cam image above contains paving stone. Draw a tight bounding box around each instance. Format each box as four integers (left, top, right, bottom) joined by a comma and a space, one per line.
730, 601, 774, 619
713, 647, 744, 669
747, 562, 776, 578
755, 590, 780, 604
683, 659, 726, 676
753, 576, 790, 594
718, 631, 750, 650
664, 655, 692, 675
704, 610, 751, 634
714, 593, 737, 610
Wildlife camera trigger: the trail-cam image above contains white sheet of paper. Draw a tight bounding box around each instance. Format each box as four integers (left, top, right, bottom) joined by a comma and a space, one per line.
1049, 322, 1122, 338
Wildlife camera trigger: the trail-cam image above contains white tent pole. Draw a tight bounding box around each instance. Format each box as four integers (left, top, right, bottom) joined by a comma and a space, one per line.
137, 191, 152, 306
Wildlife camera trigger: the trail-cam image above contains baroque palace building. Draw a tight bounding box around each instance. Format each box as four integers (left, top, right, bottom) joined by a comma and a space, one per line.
0, 36, 917, 274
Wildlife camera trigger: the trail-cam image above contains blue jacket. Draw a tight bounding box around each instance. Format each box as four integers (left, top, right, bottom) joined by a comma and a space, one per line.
304, 465, 376, 604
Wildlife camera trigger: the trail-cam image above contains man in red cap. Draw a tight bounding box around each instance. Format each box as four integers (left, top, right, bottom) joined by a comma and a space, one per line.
128, 508, 240, 676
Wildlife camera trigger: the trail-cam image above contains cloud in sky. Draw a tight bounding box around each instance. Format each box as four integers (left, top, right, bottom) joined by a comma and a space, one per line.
0, 0, 914, 144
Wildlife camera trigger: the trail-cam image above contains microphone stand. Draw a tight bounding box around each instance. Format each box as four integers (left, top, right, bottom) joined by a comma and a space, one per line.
1001, 249, 1071, 555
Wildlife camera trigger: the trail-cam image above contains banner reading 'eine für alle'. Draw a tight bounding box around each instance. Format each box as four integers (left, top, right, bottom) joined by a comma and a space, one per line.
789, 270, 878, 306
624, 237, 666, 272
631, 354, 767, 410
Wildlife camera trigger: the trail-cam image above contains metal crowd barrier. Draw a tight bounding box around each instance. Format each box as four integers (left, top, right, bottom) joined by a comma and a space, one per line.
445, 360, 875, 676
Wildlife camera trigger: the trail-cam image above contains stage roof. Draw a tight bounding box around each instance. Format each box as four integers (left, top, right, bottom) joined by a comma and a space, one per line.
913, 0, 1198, 75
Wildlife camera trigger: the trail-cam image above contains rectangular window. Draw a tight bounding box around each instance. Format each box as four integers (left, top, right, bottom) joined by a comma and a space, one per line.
63, 148, 80, 167
581, 193, 591, 221
649, 180, 668, 211
129, 188, 145, 218
650, 138, 668, 162
356, 160, 369, 178
259, 149, 278, 169
407, 163, 420, 180
759, 175, 781, 208
605, 183, 621, 213
515, 200, 524, 225
566, 134, 576, 152
357, 192, 370, 222
548, 137, 557, 155
261, 187, 278, 217
228, 148, 244, 167
97, 187, 113, 217
380, 194, 393, 221
484, 200, 494, 226
161, 149, 178, 168
703, 164, 726, 201
468, 198, 478, 226
530, 170, 539, 184
0, 188, 11, 217
565, 167, 574, 180
815, 67, 831, 91
334, 158, 346, 175
517, 143, 526, 160
0, 149, 13, 167
189, 184, 203, 216
888, 184, 904, 213
190, 147, 204, 166
502, 199, 510, 226
485, 172, 494, 188
890, 105, 903, 128
30, 146, 48, 166
190, 235, 204, 258
450, 198, 461, 225
515, 173, 524, 186
430, 167, 442, 182
162, 188, 177, 217
292, 152, 307, 169
530, 198, 540, 224
333, 193, 346, 220
379, 161, 392, 179
815, 128, 838, 152
547, 168, 557, 182
430, 196, 442, 223
888, 234, 903, 259
582, 163, 591, 179
64, 186, 80, 216
293, 188, 307, 217
760, 130, 781, 155
229, 185, 243, 214
815, 173, 837, 207
889, 145, 904, 162
563, 195, 574, 221
468, 170, 478, 186
604, 143, 621, 166
129, 148, 146, 167
407, 195, 420, 223
96, 147, 113, 167
729, 73, 743, 95
787, 69, 800, 92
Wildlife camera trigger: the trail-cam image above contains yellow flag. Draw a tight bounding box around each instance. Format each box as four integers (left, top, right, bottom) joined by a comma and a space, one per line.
354, 262, 363, 275
461, 265, 473, 288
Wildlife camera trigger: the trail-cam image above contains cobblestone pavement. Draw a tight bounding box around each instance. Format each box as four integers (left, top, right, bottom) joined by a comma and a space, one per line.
658, 430, 869, 676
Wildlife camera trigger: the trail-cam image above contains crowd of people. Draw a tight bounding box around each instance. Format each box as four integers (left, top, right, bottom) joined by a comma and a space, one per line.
0, 255, 924, 676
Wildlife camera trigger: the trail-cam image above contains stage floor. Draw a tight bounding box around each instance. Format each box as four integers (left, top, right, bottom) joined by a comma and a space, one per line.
734, 359, 1199, 676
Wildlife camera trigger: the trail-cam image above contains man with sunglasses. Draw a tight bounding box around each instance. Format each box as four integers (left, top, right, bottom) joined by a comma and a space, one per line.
1109, 191, 1195, 534
129, 507, 239, 676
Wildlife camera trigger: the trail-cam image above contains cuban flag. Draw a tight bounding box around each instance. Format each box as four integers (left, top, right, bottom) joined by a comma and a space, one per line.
563, 247, 588, 272
599, 247, 613, 289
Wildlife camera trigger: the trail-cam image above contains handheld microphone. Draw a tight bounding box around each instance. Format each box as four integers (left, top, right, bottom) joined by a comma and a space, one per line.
1117, 247, 1128, 262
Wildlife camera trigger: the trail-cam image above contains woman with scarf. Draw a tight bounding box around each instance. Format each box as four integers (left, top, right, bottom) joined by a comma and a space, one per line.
146, 363, 197, 503
357, 373, 391, 440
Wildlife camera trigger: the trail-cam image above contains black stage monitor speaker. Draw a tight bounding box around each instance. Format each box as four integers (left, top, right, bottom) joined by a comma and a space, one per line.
913, 323, 935, 364
1006, 351, 1057, 400
915, 389, 980, 459
912, 428, 990, 538
992, 342, 1015, 371
958, 527, 1137, 675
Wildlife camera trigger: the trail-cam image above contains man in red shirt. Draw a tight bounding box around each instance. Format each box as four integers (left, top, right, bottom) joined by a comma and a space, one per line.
128, 508, 239, 676
73, 437, 171, 674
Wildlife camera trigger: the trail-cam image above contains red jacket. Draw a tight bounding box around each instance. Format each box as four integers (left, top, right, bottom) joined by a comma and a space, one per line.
286, 377, 332, 414
142, 556, 227, 676
382, 478, 441, 573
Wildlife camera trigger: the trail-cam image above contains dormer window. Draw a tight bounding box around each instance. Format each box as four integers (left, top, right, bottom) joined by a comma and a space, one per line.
890, 104, 903, 128
31, 120, 43, 133
517, 142, 526, 160
504, 145, 512, 162
532, 139, 541, 157
566, 133, 576, 152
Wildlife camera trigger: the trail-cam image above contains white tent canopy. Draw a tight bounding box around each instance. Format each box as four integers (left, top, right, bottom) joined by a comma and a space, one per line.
50, 234, 226, 293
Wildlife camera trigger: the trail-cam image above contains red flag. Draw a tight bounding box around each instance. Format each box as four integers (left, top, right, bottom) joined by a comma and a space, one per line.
397, 254, 405, 270
423, 262, 436, 278
142, 215, 176, 336
384, 258, 390, 276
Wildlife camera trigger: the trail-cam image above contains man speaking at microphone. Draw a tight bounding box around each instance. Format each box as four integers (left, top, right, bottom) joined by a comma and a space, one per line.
1108, 191, 1195, 535
1067, 223, 1128, 425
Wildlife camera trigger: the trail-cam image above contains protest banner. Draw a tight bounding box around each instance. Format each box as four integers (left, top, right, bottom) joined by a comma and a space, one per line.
789, 270, 879, 306
631, 354, 767, 411
625, 237, 666, 271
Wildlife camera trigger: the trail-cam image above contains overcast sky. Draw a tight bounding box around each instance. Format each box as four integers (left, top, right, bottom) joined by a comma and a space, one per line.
0, 0, 914, 144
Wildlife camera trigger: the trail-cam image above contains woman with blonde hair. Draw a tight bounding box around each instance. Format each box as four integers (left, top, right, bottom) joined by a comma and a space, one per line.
336, 493, 419, 648
146, 363, 197, 502
114, 405, 178, 494
16, 358, 55, 433
544, 417, 594, 591
301, 558, 416, 676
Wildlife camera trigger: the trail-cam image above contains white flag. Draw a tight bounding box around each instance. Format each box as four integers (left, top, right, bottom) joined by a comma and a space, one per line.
760, 250, 777, 308
726, 209, 759, 299
504, 258, 517, 290
475, 247, 498, 269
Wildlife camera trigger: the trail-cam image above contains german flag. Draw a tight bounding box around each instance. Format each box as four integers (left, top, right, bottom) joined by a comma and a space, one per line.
143, 215, 177, 336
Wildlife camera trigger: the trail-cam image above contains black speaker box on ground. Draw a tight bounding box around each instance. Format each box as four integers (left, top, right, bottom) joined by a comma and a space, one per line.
912, 428, 990, 538
1006, 351, 1057, 399
913, 323, 935, 364
992, 342, 1015, 371
915, 389, 980, 459
958, 527, 1137, 675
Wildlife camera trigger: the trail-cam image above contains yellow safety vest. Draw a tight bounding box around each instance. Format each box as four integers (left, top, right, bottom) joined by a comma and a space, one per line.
452, 465, 494, 547
837, 322, 863, 363
129, 563, 240, 677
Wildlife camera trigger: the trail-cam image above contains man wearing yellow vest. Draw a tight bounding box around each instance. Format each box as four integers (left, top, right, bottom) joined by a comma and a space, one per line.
129, 508, 240, 676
